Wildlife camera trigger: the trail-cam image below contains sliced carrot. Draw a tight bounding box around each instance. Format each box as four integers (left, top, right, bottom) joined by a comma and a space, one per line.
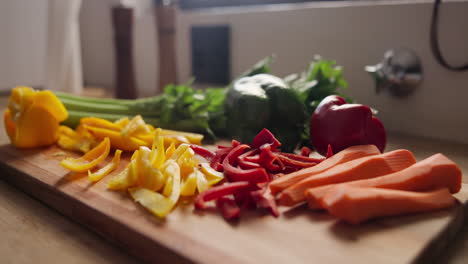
305, 153, 462, 209
279, 149, 416, 206
323, 186, 456, 224
269, 145, 380, 194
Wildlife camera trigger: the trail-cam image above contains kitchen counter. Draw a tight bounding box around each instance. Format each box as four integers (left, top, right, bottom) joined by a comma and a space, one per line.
0, 96, 467, 264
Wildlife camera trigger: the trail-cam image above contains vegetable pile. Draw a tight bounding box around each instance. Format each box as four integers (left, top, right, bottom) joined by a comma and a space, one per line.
192, 129, 327, 220
270, 145, 462, 224
3, 55, 464, 225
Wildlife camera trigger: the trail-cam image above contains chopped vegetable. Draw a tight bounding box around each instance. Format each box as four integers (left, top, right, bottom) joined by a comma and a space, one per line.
88, 149, 122, 182
104, 128, 223, 218
216, 196, 241, 220
310, 95, 386, 156
269, 145, 381, 195
129, 188, 175, 218
195, 181, 252, 210
323, 186, 456, 225
57, 115, 204, 153
60, 138, 111, 173
279, 149, 416, 206
4, 86, 68, 148
194, 129, 323, 219
305, 153, 462, 209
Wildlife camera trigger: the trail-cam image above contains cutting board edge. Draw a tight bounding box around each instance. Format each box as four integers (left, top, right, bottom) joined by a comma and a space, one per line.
0, 159, 196, 264
411, 198, 467, 264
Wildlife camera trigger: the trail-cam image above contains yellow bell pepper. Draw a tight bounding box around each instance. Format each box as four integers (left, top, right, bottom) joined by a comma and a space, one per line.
88, 149, 122, 182
4, 86, 68, 148
60, 137, 110, 172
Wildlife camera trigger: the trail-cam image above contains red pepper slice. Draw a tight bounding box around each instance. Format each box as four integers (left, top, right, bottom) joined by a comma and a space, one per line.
301, 147, 312, 157
280, 152, 324, 163
223, 144, 269, 183
238, 149, 261, 169
195, 181, 251, 209
250, 185, 279, 217
259, 145, 282, 172
190, 144, 215, 161
210, 147, 231, 171
325, 144, 334, 158
216, 196, 241, 220
252, 128, 281, 150
277, 154, 318, 169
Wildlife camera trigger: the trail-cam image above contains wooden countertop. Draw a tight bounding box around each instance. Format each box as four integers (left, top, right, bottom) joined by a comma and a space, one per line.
0, 96, 467, 264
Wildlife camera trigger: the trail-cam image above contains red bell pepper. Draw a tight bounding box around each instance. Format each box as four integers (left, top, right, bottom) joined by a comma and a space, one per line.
310, 95, 386, 156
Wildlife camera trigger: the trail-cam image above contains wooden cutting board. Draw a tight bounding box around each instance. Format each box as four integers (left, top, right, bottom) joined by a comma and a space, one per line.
0, 144, 466, 264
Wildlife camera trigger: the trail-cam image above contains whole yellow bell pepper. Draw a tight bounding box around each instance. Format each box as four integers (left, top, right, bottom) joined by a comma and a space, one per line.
4, 86, 68, 148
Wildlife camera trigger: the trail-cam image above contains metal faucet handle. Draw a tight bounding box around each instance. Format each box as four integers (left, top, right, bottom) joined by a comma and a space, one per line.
365, 48, 423, 97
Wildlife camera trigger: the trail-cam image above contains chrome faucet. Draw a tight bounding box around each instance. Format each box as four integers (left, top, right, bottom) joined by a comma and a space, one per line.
365, 49, 423, 97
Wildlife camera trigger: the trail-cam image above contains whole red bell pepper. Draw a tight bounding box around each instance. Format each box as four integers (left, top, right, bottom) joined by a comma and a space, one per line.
310, 95, 386, 156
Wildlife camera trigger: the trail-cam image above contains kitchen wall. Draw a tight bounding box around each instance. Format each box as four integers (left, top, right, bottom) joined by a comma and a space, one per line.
176, 0, 468, 144
0, 0, 48, 90
78, 0, 468, 144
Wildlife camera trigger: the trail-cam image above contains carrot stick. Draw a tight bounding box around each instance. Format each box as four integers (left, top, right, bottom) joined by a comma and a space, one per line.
323, 186, 456, 224
279, 149, 416, 206
269, 145, 380, 195
305, 153, 462, 209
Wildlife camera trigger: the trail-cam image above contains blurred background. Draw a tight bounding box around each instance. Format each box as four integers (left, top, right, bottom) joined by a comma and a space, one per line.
1, 0, 468, 143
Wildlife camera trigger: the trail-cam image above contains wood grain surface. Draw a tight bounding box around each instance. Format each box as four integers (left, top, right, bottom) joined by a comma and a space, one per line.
0, 144, 466, 264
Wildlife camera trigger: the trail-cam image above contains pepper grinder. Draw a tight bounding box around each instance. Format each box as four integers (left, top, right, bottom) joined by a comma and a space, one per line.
154, 0, 178, 90
112, 4, 138, 99
365, 48, 423, 97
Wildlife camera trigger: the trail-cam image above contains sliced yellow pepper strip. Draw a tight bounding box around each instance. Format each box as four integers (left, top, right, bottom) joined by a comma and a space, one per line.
60, 138, 110, 172
114, 117, 130, 128
195, 169, 209, 193
84, 125, 148, 151
88, 149, 122, 182
199, 162, 224, 186
150, 128, 166, 169
121, 115, 150, 137
165, 142, 176, 159
107, 160, 138, 190
80, 117, 122, 131
180, 171, 198, 196
129, 188, 174, 218
162, 160, 181, 204
159, 129, 203, 145
57, 125, 97, 153
136, 147, 165, 191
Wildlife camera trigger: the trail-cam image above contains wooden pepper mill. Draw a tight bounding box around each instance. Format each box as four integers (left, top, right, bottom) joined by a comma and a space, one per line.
112, 4, 137, 99
154, 0, 178, 90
